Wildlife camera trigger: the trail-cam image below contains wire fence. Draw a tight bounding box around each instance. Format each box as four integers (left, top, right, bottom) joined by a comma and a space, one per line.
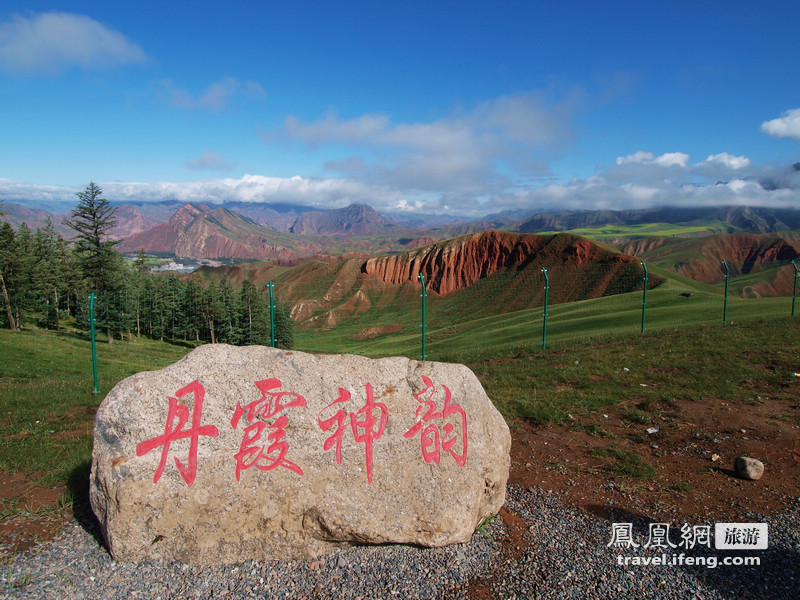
1, 259, 798, 394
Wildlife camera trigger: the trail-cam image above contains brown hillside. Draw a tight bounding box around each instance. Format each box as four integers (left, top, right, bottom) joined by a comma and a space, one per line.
118, 204, 208, 253
197, 230, 653, 330
289, 204, 398, 236
118, 204, 324, 260
362, 230, 638, 295
622, 232, 800, 294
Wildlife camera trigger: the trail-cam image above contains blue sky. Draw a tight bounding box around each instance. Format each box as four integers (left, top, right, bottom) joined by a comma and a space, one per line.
1, 1, 799, 218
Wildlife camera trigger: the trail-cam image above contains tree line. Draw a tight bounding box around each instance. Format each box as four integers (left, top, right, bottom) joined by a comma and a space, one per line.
0, 184, 294, 348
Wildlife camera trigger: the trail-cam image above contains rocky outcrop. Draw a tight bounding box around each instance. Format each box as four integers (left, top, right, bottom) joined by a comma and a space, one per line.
90, 345, 510, 565
622, 232, 800, 295
362, 230, 638, 296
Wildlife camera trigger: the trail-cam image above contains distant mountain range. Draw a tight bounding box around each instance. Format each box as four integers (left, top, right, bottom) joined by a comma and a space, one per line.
3, 199, 800, 263
513, 205, 800, 235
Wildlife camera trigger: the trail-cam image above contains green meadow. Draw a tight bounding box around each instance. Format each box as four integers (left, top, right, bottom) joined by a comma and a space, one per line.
2, 267, 798, 496
538, 221, 733, 241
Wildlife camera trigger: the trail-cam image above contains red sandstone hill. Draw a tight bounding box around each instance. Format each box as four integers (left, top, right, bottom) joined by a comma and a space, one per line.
361, 230, 641, 295
195, 230, 655, 329
620, 232, 800, 296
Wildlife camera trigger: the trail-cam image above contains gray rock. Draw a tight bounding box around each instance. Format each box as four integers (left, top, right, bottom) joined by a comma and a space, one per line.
734, 455, 765, 480
90, 345, 510, 565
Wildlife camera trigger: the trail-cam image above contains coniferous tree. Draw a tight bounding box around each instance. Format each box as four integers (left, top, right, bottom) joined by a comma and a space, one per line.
65, 182, 120, 292
30, 219, 63, 329
239, 279, 270, 345
273, 302, 295, 350
0, 219, 16, 330
184, 275, 206, 342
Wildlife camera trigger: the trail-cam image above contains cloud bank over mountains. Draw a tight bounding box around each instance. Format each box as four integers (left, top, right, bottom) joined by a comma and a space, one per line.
2, 148, 798, 218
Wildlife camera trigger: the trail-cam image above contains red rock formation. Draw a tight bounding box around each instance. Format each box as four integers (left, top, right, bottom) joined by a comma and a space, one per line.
362, 230, 635, 295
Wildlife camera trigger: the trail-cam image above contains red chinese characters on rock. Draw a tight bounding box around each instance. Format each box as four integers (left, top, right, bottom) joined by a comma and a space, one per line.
404, 375, 468, 467
136, 376, 467, 487
318, 383, 388, 483
230, 378, 307, 480
135, 381, 220, 487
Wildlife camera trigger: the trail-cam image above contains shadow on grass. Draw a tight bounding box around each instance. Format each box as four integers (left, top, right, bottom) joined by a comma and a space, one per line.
67, 460, 108, 553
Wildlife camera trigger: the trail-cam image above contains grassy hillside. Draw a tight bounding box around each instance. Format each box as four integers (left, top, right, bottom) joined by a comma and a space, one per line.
2, 305, 797, 495
0, 329, 189, 486
539, 221, 733, 241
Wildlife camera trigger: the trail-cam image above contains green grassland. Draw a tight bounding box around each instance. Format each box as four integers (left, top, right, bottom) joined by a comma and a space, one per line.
0, 329, 189, 486
2, 267, 798, 495
539, 221, 734, 241
294, 263, 795, 361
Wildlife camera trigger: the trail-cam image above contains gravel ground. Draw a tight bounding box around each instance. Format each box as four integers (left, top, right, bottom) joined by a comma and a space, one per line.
2, 484, 798, 599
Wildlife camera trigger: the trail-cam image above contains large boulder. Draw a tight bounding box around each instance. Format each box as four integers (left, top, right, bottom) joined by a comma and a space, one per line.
90, 345, 510, 565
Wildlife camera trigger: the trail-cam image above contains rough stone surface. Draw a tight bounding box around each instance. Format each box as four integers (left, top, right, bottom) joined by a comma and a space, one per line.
734, 455, 765, 480
90, 345, 510, 565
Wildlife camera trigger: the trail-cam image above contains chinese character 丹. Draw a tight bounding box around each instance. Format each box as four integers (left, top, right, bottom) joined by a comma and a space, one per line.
403, 375, 468, 467
136, 381, 220, 487
644, 523, 677, 549
607, 522, 639, 548
230, 378, 306, 480
318, 383, 388, 484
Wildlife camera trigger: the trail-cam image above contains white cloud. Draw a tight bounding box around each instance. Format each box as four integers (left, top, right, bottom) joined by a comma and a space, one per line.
160, 77, 265, 111
704, 152, 751, 169
615, 151, 656, 165
615, 151, 689, 167
276, 90, 579, 195
654, 152, 690, 168
0, 11, 147, 74
761, 108, 800, 141
185, 151, 235, 172
1, 152, 797, 220
100, 174, 400, 209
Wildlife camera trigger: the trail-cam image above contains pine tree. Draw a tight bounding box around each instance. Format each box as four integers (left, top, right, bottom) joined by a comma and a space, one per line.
239, 279, 270, 345
30, 219, 63, 329
65, 182, 120, 292
0, 216, 16, 330
273, 302, 295, 350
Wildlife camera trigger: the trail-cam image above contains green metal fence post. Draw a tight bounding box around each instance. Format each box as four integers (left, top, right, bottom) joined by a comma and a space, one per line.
418, 273, 427, 361
268, 281, 276, 348
641, 261, 648, 333
721, 259, 729, 324
89, 292, 99, 394
541, 268, 549, 349
792, 260, 798, 318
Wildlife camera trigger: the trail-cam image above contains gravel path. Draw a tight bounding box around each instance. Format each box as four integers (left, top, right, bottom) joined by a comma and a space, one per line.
2, 485, 798, 599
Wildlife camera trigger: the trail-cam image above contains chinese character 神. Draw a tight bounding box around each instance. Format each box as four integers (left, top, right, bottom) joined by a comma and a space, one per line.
318, 383, 387, 484
230, 378, 306, 480
136, 381, 220, 487
403, 375, 467, 467
607, 522, 639, 548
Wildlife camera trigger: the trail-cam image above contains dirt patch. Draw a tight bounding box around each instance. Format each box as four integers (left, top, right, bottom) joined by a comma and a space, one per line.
0, 472, 69, 556
352, 323, 402, 340
509, 392, 800, 523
